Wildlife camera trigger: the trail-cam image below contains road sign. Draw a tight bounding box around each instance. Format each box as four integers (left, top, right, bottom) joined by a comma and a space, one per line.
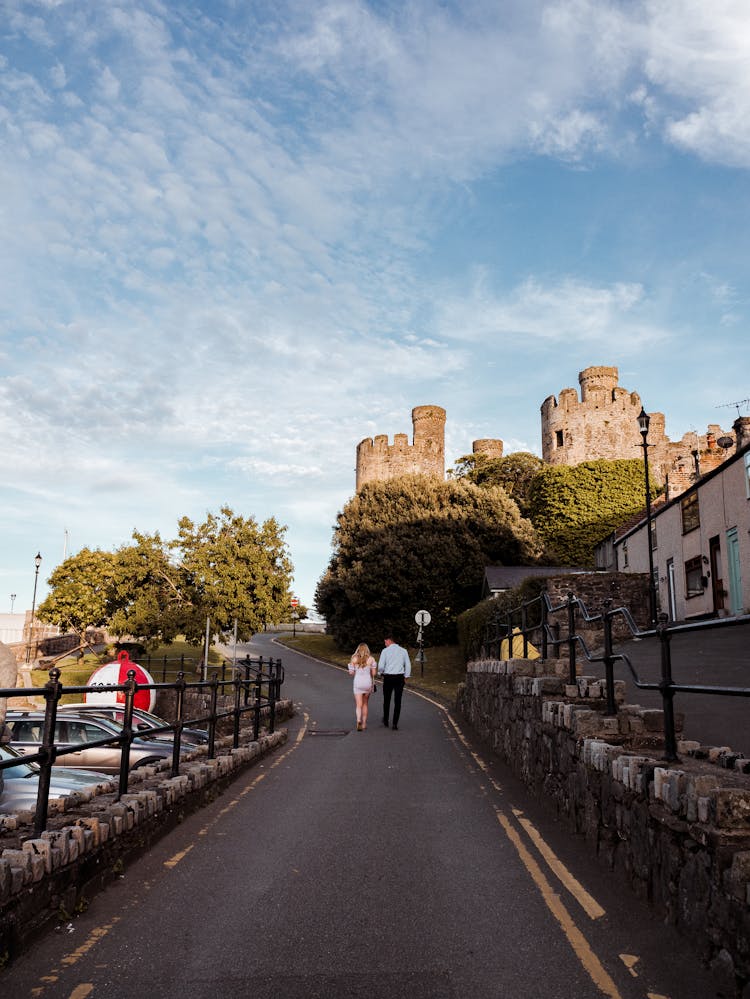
291, 597, 299, 607
415, 610, 431, 626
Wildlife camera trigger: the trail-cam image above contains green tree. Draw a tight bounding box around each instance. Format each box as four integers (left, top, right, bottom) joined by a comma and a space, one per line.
107, 532, 189, 647
37, 548, 116, 642
526, 459, 649, 565
174, 506, 293, 642
315, 475, 541, 649
451, 452, 544, 514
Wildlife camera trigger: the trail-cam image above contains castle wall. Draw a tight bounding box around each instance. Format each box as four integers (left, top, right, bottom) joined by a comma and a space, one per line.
541, 367, 734, 490
356, 405, 446, 490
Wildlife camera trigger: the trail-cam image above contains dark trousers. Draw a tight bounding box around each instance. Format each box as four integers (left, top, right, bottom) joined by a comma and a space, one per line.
382, 674, 405, 726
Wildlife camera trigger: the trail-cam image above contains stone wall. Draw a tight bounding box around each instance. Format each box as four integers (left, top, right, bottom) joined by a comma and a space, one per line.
457, 660, 750, 994
356, 405, 447, 490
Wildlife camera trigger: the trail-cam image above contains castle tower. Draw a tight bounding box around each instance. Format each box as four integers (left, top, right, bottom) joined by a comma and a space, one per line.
355, 405, 446, 490
472, 439, 504, 459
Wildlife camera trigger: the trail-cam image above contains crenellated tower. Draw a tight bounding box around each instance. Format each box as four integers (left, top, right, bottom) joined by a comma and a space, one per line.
356, 405, 447, 490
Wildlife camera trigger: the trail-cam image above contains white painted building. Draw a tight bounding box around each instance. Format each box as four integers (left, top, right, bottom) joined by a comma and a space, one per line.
611, 440, 750, 623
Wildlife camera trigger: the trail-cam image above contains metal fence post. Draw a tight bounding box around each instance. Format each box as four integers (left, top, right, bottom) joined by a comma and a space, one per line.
657, 614, 679, 762
253, 668, 262, 741
233, 672, 242, 748
541, 595, 548, 660
118, 669, 137, 799
33, 668, 63, 838
171, 672, 186, 777
208, 672, 219, 759
602, 600, 617, 716
567, 593, 577, 685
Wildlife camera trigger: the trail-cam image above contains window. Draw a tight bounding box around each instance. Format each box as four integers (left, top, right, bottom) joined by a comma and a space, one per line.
685, 556, 704, 597
649, 520, 657, 551
622, 541, 629, 568
681, 492, 700, 534
555, 430, 564, 447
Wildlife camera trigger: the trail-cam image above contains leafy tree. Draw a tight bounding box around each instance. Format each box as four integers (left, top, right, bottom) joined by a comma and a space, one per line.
451, 452, 544, 514
107, 532, 189, 647
315, 475, 541, 649
174, 506, 293, 642
526, 459, 650, 565
37, 548, 116, 642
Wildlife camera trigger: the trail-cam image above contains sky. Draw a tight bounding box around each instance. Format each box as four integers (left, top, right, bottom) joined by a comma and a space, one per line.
2, 0, 750, 615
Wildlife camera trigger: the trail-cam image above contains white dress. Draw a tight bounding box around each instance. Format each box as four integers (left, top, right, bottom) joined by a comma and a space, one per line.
349, 658, 375, 693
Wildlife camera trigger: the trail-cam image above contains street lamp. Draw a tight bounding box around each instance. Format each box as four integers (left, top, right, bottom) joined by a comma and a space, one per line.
10, 593, 16, 613
25, 552, 42, 664
637, 409, 657, 627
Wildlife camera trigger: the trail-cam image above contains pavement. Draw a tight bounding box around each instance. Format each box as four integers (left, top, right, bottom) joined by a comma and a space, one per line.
585, 618, 750, 757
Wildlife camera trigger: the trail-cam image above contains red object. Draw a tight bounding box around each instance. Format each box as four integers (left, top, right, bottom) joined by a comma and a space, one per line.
291, 597, 299, 607
85, 651, 156, 712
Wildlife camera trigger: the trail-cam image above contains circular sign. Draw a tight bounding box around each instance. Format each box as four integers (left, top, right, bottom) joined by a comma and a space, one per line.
85, 652, 156, 712
415, 610, 431, 626
291, 597, 299, 607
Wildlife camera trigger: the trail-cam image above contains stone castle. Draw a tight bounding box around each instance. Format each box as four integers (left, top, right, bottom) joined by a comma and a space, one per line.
355, 366, 745, 500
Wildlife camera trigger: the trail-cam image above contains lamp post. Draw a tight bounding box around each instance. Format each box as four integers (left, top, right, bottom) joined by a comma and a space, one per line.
25, 552, 43, 664
637, 409, 658, 627
10, 593, 16, 613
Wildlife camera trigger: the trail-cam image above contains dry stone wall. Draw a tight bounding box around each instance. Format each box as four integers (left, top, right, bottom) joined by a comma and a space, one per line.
457, 660, 750, 994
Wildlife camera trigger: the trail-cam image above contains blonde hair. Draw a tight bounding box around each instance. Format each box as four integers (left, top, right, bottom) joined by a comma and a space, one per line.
352, 643, 371, 668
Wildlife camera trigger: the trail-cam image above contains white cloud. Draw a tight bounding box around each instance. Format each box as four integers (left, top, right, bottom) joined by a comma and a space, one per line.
434, 275, 667, 349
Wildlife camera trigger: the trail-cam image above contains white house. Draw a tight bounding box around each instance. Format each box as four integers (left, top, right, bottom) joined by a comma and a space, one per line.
611, 438, 750, 622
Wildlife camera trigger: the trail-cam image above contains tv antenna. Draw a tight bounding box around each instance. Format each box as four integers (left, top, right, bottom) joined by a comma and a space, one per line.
717, 398, 750, 418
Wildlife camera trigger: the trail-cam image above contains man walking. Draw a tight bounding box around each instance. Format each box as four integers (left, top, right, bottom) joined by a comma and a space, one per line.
378, 635, 411, 730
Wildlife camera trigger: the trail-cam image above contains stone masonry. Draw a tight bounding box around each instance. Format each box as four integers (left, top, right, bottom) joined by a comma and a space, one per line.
356, 405, 505, 491
541, 365, 735, 496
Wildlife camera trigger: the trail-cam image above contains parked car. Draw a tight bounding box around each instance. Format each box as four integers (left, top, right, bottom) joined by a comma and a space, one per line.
3, 710, 183, 774
59, 703, 209, 746
0, 742, 110, 814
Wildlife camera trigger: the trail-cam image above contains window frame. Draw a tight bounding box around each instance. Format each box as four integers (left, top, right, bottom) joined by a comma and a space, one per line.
684, 555, 704, 598
681, 491, 700, 534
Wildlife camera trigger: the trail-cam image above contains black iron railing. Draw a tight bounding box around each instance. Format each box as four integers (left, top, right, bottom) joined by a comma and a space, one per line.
0, 654, 284, 836
483, 591, 750, 763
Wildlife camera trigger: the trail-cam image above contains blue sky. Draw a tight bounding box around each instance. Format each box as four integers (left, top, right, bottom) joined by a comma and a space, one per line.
2, 0, 749, 614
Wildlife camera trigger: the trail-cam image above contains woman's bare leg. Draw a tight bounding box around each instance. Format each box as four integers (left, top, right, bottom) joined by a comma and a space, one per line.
354, 692, 364, 728
361, 692, 370, 728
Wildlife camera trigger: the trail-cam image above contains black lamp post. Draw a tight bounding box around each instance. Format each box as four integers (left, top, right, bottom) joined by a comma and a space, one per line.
637, 409, 657, 627
25, 552, 42, 664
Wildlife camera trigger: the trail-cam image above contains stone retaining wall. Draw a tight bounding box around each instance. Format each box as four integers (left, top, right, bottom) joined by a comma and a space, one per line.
0, 700, 293, 962
457, 661, 750, 995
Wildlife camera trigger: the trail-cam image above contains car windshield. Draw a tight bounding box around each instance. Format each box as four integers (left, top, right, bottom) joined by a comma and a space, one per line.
0, 742, 38, 779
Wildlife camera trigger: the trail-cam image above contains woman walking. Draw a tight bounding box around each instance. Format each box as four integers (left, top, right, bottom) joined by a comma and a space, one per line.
348, 643, 377, 731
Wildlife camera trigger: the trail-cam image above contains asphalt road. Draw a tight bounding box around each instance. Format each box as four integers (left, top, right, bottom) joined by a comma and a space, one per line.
0, 634, 723, 999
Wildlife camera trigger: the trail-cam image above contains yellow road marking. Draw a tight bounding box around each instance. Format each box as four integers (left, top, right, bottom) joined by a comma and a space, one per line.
496, 811, 622, 999
647, 994, 670, 999
59, 919, 120, 968
512, 810, 605, 920
620, 954, 639, 977
68, 985, 94, 999
164, 843, 194, 868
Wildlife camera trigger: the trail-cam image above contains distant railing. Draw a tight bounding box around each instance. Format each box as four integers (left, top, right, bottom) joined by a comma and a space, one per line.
483, 591, 750, 763
0, 654, 284, 836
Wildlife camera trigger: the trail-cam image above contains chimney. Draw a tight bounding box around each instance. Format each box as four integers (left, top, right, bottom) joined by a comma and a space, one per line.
734, 416, 750, 450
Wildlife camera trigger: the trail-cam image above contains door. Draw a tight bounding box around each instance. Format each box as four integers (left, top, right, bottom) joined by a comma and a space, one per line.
666, 558, 677, 622
709, 535, 724, 613
726, 527, 743, 616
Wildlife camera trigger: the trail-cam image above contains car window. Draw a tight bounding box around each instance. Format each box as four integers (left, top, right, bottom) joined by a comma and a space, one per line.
11, 720, 44, 742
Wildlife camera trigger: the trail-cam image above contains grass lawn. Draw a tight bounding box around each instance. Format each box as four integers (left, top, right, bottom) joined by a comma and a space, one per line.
274, 633, 467, 706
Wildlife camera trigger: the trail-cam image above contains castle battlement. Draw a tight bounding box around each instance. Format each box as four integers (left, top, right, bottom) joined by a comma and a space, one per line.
356, 406, 447, 490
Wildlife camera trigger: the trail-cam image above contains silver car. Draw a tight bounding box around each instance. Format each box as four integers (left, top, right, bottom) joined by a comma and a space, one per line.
4, 711, 180, 774
58, 703, 209, 746
0, 742, 110, 814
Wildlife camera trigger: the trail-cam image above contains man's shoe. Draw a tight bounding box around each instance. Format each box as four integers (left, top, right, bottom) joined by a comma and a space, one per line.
392, 724, 398, 730
382, 719, 389, 727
